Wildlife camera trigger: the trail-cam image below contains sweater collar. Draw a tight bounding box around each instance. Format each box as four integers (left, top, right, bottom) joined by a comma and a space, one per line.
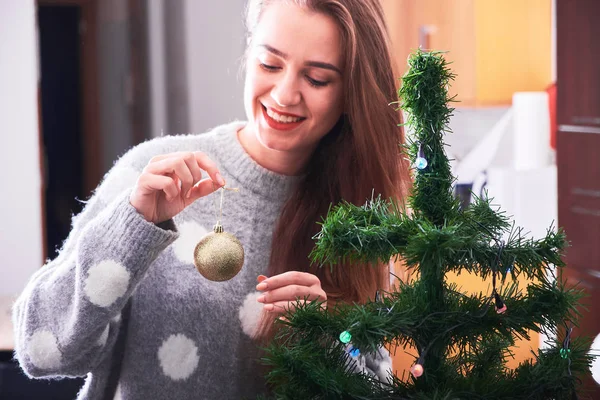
212, 121, 303, 202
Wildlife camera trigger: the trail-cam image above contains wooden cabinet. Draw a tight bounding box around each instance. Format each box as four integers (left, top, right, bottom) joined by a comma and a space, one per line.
381, 0, 552, 106
557, 0, 600, 395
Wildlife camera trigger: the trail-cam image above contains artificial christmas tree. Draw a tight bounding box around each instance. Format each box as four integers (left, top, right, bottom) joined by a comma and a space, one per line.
261, 50, 594, 399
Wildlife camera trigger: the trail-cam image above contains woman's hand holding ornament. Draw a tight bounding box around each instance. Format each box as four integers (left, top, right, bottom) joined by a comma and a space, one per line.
130, 151, 225, 224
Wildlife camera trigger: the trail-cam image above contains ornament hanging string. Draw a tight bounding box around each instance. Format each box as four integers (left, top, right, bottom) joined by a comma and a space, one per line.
212, 183, 239, 227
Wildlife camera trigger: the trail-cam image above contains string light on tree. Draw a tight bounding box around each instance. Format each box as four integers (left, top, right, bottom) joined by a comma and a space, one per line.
410, 363, 424, 378
562, 326, 573, 361
493, 290, 507, 314
492, 271, 507, 314
349, 347, 360, 357
339, 331, 352, 344
415, 142, 428, 170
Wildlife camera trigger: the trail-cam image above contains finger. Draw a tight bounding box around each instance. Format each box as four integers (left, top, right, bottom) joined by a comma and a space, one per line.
193, 152, 225, 187
181, 152, 204, 198
147, 158, 194, 198
138, 174, 179, 200
257, 285, 325, 304
185, 177, 222, 203
257, 275, 268, 283
147, 151, 224, 189
256, 271, 320, 291
263, 300, 303, 314
148, 151, 197, 164
264, 299, 314, 315
171, 158, 195, 198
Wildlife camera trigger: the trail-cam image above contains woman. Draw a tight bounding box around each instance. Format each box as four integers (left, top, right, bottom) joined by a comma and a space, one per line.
13, 0, 411, 398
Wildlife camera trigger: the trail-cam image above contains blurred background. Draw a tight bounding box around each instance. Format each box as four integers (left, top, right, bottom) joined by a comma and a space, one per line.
0, 0, 598, 398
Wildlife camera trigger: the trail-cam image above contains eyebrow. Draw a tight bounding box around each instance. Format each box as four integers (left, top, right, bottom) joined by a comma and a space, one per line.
260, 44, 342, 75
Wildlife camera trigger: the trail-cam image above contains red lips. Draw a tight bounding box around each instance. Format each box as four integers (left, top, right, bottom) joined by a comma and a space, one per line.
261, 104, 306, 131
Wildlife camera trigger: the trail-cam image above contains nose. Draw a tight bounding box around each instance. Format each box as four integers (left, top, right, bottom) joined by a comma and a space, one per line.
271, 72, 301, 108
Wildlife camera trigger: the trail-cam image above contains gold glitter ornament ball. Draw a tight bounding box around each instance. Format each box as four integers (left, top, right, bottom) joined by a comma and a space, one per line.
193, 224, 245, 281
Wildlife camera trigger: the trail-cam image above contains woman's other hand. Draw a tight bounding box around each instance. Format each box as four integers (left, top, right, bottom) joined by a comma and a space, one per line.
130, 151, 225, 224
256, 272, 327, 314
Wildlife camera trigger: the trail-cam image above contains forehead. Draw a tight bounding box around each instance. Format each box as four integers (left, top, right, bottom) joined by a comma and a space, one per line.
253, 2, 343, 68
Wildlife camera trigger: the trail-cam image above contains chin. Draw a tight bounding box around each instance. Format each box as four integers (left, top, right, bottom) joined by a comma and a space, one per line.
256, 128, 291, 152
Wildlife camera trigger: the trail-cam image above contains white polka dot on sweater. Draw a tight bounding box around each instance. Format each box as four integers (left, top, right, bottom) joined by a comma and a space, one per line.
238, 291, 264, 338
157, 334, 199, 380
100, 166, 139, 201
113, 383, 123, 400
84, 260, 130, 307
591, 333, 600, 384
27, 330, 61, 370
97, 324, 110, 347
172, 221, 209, 264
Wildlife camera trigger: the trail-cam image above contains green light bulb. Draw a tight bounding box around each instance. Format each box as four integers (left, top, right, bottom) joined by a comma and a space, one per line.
339, 331, 352, 344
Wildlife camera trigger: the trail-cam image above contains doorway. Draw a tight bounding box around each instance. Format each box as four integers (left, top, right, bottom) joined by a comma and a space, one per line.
37, 0, 101, 261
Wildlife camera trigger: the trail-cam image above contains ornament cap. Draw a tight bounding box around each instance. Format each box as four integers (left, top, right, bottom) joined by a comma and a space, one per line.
213, 223, 224, 233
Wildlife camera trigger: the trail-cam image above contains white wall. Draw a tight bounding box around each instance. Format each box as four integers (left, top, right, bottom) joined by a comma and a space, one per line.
148, 0, 247, 137
148, 0, 167, 138
183, 0, 247, 134
98, 0, 134, 172
0, 0, 43, 296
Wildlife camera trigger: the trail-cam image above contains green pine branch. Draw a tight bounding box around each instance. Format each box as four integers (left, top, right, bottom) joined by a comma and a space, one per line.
399, 50, 458, 226
264, 298, 590, 399
311, 195, 567, 283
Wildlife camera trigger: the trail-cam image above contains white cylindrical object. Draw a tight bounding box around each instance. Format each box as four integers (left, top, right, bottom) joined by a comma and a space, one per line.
512, 92, 551, 170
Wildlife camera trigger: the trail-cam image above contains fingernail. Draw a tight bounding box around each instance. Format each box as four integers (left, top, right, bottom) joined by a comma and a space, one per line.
186, 190, 191, 199
256, 282, 267, 291
256, 295, 265, 303
257, 275, 268, 283
263, 304, 274, 312
216, 173, 225, 186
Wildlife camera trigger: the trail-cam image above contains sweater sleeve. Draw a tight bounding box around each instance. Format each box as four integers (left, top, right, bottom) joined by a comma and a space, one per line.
12, 140, 179, 379
345, 345, 394, 384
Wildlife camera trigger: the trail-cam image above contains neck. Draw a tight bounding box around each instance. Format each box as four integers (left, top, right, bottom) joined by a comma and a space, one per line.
237, 125, 312, 177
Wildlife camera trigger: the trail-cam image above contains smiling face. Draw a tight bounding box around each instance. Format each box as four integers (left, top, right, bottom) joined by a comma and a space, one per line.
242, 1, 345, 165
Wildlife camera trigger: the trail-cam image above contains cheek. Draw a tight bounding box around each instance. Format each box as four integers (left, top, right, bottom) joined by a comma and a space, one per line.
244, 70, 270, 112
311, 91, 343, 124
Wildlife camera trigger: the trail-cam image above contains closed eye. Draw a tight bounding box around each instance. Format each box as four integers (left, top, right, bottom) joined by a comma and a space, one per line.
306, 76, 328, 88
261, 62, 329, 87
260, 63, 280, 72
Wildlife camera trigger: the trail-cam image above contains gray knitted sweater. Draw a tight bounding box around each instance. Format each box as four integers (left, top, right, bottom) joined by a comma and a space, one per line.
13, 121, 392, 400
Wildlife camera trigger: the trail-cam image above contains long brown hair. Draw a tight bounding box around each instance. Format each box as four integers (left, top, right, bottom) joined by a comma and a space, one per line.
246, 0, 412, 340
